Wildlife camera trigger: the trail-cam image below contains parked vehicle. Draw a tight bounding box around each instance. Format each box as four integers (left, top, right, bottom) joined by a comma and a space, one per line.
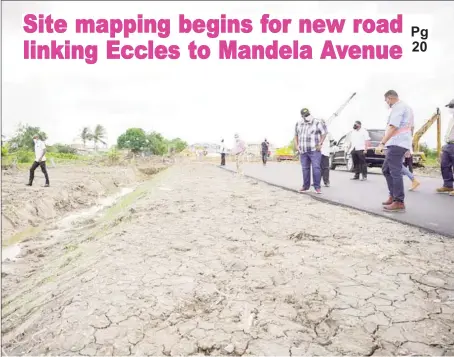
329, 129, 386, 171
275, 147, 297, 162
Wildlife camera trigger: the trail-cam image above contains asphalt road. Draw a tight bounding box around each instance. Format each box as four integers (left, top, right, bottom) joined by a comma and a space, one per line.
222, 162, 454, 238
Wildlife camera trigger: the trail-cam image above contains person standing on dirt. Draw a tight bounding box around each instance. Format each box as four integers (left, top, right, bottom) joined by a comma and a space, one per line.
27, 135, 50, 187
436, 99, 454, 196
348, 121, 370, 181
232, 133, 246, 175
375, 90, 414, 212
261, 139, 269, 166
219, 139, 226, 166
294, 108, 327, 194
320, 121, 333, 187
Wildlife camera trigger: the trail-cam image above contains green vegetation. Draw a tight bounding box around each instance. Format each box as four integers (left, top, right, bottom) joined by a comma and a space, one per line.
117, 128, 188, 155
117, 128, 148, 153
2, 123, 188, 168
79, 125, 107, 150
8, 124, 47, 151
419, 143, 439, 167
107, 147, 120, 164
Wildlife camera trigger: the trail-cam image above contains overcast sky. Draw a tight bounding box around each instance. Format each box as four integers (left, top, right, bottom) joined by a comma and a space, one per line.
2, 1, 454, 149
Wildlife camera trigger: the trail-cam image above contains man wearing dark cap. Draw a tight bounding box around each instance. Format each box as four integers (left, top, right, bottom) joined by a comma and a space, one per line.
436, 99, 454, 196
294, 108, 327, 194
348, 120, 370, 181
375, 90, 414, 212
261, 139, 269, 166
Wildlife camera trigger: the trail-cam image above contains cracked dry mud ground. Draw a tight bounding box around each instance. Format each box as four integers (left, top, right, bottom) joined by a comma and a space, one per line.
2, 163, 454, 356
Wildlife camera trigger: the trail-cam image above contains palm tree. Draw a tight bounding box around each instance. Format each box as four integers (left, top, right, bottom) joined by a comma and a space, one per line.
92, 124, 107, 150
80, 127, 93, 147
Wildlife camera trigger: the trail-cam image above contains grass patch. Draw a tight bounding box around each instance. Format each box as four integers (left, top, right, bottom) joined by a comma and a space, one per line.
2, 225, 45, 248
424, 154, 439, 167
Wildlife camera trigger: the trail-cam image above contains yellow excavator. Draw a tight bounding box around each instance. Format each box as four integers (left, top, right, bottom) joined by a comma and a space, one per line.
412, 108, 441, 167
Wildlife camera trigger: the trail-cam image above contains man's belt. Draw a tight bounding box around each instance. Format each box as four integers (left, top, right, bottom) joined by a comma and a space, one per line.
447, 141, 454, 144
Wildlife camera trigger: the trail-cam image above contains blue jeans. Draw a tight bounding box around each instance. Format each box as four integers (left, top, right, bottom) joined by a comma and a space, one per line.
441, 143, 454, 188
300, 151, 322, 190
382, 145, 407, 202
401, 164, 414, 181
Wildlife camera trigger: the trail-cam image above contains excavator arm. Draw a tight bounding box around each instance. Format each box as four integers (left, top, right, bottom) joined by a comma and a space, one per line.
412, 108, 441, 164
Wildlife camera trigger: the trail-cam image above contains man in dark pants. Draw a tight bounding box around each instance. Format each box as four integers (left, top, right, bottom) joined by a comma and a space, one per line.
220, 139, 226, 166
436, 99, 454, 196
403, 152, 413, 173
294, 108, 328, 194
376, 90, 414, 212
26, 135, 50, 187
261, 139, 269, 166
348, 121, 370, 181
320, 122, 333, 187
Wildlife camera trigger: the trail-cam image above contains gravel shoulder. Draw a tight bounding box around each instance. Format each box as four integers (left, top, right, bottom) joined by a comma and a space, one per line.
2, 163, 453, 356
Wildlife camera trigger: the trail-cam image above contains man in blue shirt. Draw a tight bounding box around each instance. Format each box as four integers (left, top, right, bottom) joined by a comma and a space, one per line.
375, 90, 413, 212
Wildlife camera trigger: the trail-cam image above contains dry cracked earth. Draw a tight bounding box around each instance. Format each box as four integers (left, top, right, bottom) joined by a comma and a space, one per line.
2, 163, 454, 356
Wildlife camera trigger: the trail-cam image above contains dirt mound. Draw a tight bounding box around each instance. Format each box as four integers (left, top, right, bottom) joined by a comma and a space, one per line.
1, 165, 142, 244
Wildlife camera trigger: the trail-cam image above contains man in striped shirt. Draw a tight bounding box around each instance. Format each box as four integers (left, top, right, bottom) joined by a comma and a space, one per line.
294, 108, 328, 194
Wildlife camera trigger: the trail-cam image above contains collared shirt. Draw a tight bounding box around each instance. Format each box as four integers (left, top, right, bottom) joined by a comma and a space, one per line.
349, 128, 371, 152
34, 140, 47, 161
386, 100, 413, 150
261, 141, 269, 153
321, 132, 333, 156
294, 115, 328, 153
232, 138, 246, 155
445, 111, 454, 143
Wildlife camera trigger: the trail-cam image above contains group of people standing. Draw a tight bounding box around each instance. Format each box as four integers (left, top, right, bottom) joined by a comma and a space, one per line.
293, 90, 454, 212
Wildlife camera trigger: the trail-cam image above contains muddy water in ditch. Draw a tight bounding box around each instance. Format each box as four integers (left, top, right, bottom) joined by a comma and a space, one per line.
1, 187, 135, 262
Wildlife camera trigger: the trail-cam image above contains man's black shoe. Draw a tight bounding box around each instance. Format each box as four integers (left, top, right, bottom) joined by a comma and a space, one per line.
351, 177, 359, 180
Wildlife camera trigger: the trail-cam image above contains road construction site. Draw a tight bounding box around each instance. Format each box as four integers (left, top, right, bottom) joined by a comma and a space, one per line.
1, 161, 453, 356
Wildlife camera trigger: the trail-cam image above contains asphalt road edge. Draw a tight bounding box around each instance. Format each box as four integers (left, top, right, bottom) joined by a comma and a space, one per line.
218, 165, 453, 239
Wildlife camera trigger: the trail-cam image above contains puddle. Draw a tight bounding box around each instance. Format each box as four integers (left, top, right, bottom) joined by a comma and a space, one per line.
59, 187, 134, 229
2, 244, 21, 262
158, 186, 172, 191
1, 186, 135, 262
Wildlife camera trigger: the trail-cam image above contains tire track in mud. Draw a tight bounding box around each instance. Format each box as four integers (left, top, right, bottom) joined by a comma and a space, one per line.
2, 163, 454, 356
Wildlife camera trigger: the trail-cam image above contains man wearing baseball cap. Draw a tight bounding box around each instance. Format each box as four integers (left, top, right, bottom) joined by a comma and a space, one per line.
294, 107, 328, 193
436, 99, 454, 196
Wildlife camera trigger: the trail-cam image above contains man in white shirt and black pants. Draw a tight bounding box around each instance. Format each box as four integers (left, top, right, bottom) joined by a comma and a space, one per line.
320, 126, 333, 187
27, 135, 50, 187
349, 121, 370, 181
219, 139, 226, 166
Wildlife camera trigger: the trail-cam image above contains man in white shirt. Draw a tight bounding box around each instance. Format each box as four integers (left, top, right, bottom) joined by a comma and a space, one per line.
219, 139, 226, 166
26, 135, 50, 187
320, 123, 333, 187
348, 120, 370, 181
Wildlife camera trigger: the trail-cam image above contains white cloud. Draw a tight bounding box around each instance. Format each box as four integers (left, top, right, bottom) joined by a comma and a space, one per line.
2, 1, 453, 149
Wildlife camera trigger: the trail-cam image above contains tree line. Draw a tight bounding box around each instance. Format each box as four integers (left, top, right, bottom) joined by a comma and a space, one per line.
1, 124, 188, 159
